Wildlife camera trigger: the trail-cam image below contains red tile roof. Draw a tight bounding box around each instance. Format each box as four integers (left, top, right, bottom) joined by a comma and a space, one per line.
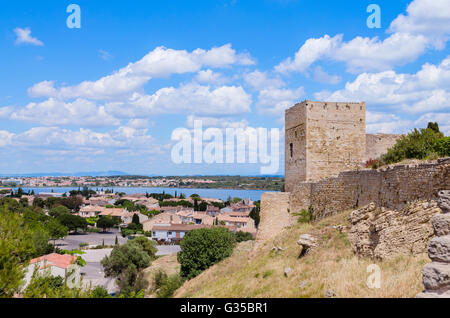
30, 253, 77, 270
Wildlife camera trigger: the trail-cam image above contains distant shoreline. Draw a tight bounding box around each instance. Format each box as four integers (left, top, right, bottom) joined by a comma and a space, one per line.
12, 185, 281, 191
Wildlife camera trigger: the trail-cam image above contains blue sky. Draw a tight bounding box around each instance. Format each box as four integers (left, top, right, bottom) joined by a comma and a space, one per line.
0, 0, 449, 175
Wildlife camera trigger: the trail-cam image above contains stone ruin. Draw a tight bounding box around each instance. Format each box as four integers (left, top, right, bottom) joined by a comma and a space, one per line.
417, 190, 450, 298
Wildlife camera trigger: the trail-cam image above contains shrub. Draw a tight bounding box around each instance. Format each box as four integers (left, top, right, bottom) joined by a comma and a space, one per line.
101, 241, 151, 294
378, 125, 444, 166
156, 274, 184, 298
178, 227, 236, 279
249, 205, 261, 228
91, 286, 112, 298
129, 237, 157, 259
262, 270, 274, 278
235, 231, 254, 243
76, 256, 86, 267
433, 137, 450, 157
365, 158, 379, 169
295, 208, 311, 224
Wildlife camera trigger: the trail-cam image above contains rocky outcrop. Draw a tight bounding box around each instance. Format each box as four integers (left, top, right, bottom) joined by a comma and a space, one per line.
348, 201, 439, 260
437, 190, 450, 213
297, 234, 318, 257
417, 191, 450, 298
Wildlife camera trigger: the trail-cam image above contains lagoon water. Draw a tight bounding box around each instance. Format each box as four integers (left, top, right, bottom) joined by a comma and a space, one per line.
18, 187, 276, 201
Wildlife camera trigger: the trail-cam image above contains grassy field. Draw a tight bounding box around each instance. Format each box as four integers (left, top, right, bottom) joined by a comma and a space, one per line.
174, 210, 429, 298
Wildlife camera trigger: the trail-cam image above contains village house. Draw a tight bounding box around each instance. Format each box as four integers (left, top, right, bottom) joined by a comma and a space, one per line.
206, 205, 220, 217
24, 253, 79, 288
176, 211, 215, 225
217, 214, 256, 235
151, 223, 209, 242
134, 198, 160, 210
142, 212, 182, 232
79, 205, 105, 218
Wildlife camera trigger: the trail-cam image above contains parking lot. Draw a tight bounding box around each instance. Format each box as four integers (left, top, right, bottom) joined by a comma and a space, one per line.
54, 229, 127, 250
56, 232, 181, 293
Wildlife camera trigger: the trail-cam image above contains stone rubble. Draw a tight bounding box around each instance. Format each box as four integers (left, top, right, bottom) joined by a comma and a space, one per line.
348, 201, 439, 260
297, 234, 318, 256
417, 191, 450, 298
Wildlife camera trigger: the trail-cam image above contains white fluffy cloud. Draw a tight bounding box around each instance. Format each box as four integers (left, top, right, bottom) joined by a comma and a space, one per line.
275, 0, 450, 74
10, 98, 120, 127
244, 70, 285, 90
7, 125, 154, 150
389, 0, 450, 48
195, 69, 227, 84
366, 111, 413, 134
0, 131, 14, 147
14, 27, 44, 46
313, 66, 342, 85
276, 33, 429, 74
186, 115, 249, 129
276, 35, 342, 73
28, 44, 255, 101
256, 86, 305, 116
315, 56, 450, 114
0, 106, 14, 118
105, 83, 252, 118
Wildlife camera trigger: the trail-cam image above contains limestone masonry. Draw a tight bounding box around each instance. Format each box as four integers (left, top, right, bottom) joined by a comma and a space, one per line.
348, 201, 440, 260
279, 101, 449, 222
285, 100, 402, 192
417, 191, 450, 298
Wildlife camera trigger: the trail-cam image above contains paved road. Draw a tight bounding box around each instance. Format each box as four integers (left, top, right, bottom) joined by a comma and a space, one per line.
155, 245, 181, 256
76, 244, 180, 293
55, 229, 127, 250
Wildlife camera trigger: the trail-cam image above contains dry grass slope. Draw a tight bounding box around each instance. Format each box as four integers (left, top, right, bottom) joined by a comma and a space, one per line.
174, 211, 429, 298
143, 253, 181, 297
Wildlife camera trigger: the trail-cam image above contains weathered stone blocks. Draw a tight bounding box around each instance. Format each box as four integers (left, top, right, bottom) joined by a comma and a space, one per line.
348, 201, 437, 260
417, 190, 450, 298
428, 236, 450, 263
431, 214, 450, 236
422, 262, 450, 290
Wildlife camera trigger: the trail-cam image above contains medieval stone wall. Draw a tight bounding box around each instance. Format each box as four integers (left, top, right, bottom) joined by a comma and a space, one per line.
306, 101, 366, 183
285, 103, 307, 192
366, 133, 402, 161
289, 158, 450, 221
256, 192, 293, 242
285, 100, 366, 192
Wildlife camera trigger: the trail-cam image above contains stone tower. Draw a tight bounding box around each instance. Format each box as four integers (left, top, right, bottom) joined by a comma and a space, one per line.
285, 100, 366, 192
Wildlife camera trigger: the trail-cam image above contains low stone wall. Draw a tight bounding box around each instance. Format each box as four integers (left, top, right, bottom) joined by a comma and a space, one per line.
290, 158, 450, 221
256, 192, 292, 243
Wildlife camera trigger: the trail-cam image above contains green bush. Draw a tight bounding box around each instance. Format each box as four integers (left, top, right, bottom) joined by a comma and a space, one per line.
76, 256, 86, 267
153, 270, 184, 298
296, 208, 311, 224
433, 137, 450, 157
129, 237, 157, 259
235, 231, 254, 243
90, 286, 112, 298
101, 240, 151, 295
178, 227, 236, 279
377, 124, 445, 166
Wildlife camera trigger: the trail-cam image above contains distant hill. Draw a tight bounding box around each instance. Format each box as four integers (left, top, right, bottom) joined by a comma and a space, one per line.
0, 171, 129, 177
